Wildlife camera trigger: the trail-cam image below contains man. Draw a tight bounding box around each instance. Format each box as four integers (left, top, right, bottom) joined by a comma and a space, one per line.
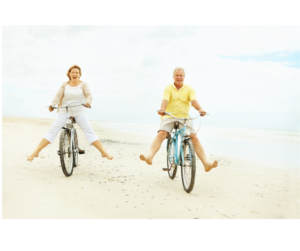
140, 67, 218, 172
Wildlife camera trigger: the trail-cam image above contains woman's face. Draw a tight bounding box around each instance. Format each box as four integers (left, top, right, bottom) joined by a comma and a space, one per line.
69, 68, 81, 81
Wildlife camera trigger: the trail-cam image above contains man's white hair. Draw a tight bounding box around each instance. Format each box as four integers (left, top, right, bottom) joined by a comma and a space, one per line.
173, 67, 185, 76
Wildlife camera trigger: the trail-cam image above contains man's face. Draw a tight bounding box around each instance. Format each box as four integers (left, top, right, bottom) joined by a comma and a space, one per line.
173, 70, 185, 85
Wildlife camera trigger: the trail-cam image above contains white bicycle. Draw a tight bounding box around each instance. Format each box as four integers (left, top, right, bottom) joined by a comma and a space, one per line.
50, 103, 90, 177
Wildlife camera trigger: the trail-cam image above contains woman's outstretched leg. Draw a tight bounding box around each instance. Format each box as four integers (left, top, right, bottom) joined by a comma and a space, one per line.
27, 114, 66, 161
27, 138, 50, 161
75, 114, 113, 160
92, 140, 113, 160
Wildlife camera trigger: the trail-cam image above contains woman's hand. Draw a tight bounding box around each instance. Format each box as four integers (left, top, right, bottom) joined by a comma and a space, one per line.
84, 103, 91, 108
49, 106, 54, 112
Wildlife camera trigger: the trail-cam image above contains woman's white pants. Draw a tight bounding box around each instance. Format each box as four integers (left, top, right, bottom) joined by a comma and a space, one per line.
44, 113, 99, 145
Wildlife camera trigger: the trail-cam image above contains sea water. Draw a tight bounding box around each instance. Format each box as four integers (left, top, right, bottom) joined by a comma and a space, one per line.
96, 121, 300, 169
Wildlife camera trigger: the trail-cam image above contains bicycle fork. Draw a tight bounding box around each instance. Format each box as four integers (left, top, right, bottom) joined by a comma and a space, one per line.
181, 138, 193, 167
70, 128, 74, 155
57, 128, 75, 156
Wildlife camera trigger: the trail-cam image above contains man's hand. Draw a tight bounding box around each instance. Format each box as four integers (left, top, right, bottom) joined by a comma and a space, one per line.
84, 103, 91, 108
199, 110, 206, 116
159, 99, 168, 116
158, 110, 165, 116
191, 100, 206, 116
49, 106, 54, 112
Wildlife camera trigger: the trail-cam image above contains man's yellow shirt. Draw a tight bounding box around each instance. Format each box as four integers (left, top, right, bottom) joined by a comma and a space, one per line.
161, 83, 196, 120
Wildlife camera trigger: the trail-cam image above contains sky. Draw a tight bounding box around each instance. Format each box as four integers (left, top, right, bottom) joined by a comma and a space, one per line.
2, 25, 300, 130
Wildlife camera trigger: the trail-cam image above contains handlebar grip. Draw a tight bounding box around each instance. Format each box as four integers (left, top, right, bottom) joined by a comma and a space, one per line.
156, 110, 167, 114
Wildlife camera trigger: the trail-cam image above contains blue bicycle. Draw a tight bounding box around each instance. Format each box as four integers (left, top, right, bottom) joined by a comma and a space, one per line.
162, 112, 200, 193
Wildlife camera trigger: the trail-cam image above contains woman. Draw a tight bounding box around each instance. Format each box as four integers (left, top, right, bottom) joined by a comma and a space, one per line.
27, 65, 113, 161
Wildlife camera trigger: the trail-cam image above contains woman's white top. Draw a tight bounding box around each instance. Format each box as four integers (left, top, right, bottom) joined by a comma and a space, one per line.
58, 83, 86, 116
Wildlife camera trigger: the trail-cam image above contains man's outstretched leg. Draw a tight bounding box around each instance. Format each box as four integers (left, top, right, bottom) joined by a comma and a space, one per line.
190, 134, 218, 172
140, 130, 169, 165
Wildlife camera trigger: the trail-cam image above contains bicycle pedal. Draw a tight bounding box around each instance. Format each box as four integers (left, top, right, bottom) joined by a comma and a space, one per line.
162, 168, 170, 171
79, 150, 85, 154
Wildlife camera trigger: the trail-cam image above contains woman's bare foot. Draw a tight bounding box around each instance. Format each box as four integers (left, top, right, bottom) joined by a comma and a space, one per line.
101, 152, 113, 160
27, 152, 39, 161
204, 160, 218, 172
140, 154, 152, 165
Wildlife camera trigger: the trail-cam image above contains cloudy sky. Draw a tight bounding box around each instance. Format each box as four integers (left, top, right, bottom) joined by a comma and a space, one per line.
2, 26, 299, 130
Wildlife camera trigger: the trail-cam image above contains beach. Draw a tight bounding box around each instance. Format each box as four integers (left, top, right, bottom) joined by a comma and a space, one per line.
2, 116, 299, 219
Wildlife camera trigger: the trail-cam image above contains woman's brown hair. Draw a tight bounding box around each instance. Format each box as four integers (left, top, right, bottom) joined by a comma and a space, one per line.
66, 65, 82, 80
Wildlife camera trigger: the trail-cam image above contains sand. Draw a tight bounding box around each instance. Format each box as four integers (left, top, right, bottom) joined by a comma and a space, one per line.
2, 116, 299, 219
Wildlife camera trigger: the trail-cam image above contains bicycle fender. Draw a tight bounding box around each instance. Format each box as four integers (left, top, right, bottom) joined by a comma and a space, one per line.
184, 139, 193, 164
184, 137, 190, 144
70, 129, 75, 152
62, 127, 70, 134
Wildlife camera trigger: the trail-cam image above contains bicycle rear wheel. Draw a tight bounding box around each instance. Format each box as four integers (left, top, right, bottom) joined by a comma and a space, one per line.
167, 138, 177, 179
73, 130, 78, 168
59, 129, 74, 177
181, 138, 196, 193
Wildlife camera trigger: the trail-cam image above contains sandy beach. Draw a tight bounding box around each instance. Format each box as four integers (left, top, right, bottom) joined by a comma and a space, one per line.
2, 116, 299, 219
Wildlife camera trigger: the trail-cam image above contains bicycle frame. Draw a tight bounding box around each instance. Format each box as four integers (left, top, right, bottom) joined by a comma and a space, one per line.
167, 123, 191, 167
64, 107, 76, 156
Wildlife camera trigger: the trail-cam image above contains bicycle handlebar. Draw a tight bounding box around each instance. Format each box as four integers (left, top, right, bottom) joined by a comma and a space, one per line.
157, 110, 208, 120
48, 103, 91, 109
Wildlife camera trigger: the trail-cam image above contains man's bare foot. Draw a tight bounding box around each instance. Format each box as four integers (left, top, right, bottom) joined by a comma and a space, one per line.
140, 154, 152, 165
204, 160, 218, 172
101, 152, 113, 160
27, 152, 39, 161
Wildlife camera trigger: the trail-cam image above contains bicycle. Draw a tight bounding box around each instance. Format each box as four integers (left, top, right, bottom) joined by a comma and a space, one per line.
161, 111, 201, 193
50, 103, 90, 177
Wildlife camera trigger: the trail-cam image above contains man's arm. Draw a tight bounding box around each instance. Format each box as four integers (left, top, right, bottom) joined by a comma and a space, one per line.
191, 99, 207, 116
158, 99, 168, 115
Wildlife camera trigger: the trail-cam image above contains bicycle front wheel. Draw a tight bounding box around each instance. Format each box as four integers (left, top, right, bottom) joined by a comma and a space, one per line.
59, 129, 74, 177
181, 139, 196, 193
167, 138, 177, 179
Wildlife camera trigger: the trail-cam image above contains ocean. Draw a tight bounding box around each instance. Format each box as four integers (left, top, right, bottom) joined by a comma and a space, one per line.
96, 121, 300, 169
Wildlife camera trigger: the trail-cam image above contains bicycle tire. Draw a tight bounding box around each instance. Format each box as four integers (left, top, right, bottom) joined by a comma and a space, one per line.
181, 138, 196, 193
59, 129, 74, 177
73, 130, 78, 168
167, 138, 177, 179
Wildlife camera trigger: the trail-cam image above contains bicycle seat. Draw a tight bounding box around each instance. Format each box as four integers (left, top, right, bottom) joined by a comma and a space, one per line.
70, 117, 76, 124
174, 121, 180, 129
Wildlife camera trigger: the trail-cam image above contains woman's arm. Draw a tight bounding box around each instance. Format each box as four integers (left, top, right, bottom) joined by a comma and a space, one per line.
82, 82, 92, 105
52, 82, 67, 106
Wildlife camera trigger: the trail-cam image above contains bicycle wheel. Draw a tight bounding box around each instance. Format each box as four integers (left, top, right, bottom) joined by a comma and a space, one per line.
181, 138, 196, 193
59, 129, 74, 177
73, 130, 78, 168
167, 138, 177, 179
